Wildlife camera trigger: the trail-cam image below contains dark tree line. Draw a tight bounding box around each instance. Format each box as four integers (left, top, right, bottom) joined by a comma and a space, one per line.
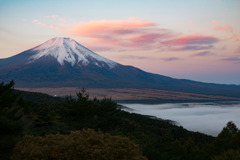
1, 80, 240, 160
0, 81, 23, 159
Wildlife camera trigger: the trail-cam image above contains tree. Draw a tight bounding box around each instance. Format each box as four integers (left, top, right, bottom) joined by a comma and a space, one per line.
218, 121, 238, 139
12, 129, 147, 160
0, 80, 23, 160
212, 121, 240, 157
212, 149, 240, 160
76, 88, 89, 103
0, 80, 19, 108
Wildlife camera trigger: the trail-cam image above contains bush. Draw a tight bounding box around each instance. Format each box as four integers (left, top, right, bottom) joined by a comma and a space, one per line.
12, 129, 147, 160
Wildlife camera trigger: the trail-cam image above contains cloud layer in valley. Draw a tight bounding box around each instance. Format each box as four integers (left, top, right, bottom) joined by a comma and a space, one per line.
122, 103, 240, 136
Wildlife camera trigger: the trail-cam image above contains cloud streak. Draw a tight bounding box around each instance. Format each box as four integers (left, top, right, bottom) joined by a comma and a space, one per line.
214, 24, 233, 32
222, 57, 240, 62
174, 45, 214, 51
211, 20, 217, 24
192, 51, 214, 57
161, 57, 181, 61
231, 34, 240, 42
213, 23, 239, 42
118, 55, 150, 60
162, 35, 218, 45
32, 17, 220, 53
68, 17, 155, 37
32, 20, 59, 30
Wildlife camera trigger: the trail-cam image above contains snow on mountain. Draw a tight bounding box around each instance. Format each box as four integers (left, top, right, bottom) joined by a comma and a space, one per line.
28, 37, 117, 68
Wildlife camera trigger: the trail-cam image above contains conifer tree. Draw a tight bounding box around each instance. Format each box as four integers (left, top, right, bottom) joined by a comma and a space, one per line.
0, 80, 23, 160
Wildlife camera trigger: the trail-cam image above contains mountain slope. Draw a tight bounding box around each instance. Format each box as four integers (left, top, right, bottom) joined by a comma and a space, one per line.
1, 37, 240, 99
0, 37, 117, 68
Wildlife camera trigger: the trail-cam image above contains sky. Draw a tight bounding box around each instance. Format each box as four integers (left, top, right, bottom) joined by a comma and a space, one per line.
0, 0, 240, 84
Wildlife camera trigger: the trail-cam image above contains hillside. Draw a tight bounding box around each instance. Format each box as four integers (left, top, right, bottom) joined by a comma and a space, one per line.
1, 80, 240, 160
18, 87, 240, 103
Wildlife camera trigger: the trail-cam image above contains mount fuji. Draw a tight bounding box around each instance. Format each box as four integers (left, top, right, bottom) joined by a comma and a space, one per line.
1, 37, 240, 99
28, 37, 117, 68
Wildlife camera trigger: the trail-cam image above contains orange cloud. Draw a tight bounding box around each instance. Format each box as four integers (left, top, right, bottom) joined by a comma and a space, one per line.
189, 21, 194, 24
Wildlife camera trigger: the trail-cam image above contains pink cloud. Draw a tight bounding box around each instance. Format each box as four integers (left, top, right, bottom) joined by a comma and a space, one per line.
68, 17, 155, 37
231, 34, 240, 42
162, 35, 218, 45
32, 19, 59, 30
213, 24, 239, 42
85, 32, 217, 52
32, 20, 39, 23
211, 20, 217, 24
127, 32, 174, 44
31, 17, 219, 53
86, 35, 123, 49
65, 18, 179, 51
214, 24, 233, 32
213, 23, 240, 43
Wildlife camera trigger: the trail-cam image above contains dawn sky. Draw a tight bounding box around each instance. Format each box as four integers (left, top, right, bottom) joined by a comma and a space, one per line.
0, 0, 240, 84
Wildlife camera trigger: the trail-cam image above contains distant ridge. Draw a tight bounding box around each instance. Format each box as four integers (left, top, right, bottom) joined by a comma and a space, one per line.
1, 37, 240, 99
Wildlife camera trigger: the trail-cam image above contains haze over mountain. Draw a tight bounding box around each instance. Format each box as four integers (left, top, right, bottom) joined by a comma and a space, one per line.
1, 37, 240, 99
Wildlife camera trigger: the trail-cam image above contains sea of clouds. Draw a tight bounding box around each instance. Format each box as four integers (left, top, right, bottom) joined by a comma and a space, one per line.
122, 102, 240, 136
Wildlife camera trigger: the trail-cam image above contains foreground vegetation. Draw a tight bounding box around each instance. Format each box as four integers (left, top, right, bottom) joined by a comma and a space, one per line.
1, 81, 240, 160
12, 129, 146, 160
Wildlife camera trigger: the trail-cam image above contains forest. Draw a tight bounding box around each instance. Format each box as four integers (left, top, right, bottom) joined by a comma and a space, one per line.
1, 80, 240, 160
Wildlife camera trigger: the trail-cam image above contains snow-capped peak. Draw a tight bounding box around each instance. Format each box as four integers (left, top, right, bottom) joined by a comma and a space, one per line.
28, 37, 117, 68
